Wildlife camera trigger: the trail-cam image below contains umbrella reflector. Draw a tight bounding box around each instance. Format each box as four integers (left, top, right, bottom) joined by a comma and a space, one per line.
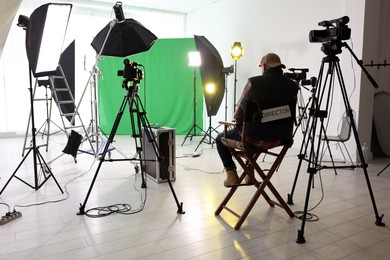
91, 18, 157, 57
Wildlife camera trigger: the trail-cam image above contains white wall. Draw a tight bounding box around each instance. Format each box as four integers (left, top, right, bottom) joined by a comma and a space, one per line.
186, 0, 369, 160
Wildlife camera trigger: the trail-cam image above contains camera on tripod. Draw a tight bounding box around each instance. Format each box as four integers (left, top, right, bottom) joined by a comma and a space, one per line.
309, 16, 351, 56
117, 58, 143, 90
285, 68, 316, 87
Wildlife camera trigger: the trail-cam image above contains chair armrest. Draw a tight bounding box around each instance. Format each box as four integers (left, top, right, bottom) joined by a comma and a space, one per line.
219, 121, 237, 127
219, 121, 236, 138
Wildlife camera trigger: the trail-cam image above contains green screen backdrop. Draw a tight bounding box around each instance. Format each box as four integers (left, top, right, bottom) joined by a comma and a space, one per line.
98, 38, 203, 135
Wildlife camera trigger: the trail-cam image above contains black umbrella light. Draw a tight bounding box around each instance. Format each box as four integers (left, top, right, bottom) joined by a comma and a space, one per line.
91, 18, 157, 57
194, 35, 225, 117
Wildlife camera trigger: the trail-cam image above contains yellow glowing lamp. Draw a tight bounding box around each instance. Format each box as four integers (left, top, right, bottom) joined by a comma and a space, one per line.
205, 83, 216, 94
230, 42, 243, 60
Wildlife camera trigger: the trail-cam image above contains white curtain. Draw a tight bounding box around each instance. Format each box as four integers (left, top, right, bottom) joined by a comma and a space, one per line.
0, 0, 23, 58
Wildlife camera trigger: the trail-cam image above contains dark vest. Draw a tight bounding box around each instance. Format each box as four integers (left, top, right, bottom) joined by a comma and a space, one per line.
246, 68, 298, 140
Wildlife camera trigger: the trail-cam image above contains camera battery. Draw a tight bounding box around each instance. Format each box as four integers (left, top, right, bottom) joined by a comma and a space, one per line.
141, 126, 176, 183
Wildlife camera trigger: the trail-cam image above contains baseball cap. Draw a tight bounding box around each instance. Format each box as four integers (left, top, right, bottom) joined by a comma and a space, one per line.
260, 53, 286, 68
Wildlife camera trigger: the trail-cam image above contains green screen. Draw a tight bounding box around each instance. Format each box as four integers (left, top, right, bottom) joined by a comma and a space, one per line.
98, 38, 203, 135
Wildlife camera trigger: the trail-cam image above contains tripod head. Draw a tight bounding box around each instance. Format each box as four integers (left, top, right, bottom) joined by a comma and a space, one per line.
321, 41, 343, 56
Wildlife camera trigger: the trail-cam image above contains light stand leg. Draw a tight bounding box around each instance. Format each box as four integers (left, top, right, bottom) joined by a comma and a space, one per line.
182, 68, 205, 146
195, 116, 219, 151
1, 70, 63, 195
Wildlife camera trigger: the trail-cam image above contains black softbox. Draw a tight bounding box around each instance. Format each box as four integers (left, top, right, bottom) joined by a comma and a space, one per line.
194, 35, 225, 117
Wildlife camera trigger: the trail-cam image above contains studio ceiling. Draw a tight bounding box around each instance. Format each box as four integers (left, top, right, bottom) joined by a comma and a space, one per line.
74, 0, 222, 13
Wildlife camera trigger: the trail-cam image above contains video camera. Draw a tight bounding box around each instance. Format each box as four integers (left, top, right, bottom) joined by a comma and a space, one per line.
284, 68, 316, 87
309, 16, 351, 56
309, 16, 351, 43
117, 59, 143, 90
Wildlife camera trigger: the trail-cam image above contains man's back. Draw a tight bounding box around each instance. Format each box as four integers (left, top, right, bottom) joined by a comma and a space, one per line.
247, 67, 298, 141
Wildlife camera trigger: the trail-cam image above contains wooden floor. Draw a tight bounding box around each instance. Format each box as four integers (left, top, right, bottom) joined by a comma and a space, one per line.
1, 132, 390, 259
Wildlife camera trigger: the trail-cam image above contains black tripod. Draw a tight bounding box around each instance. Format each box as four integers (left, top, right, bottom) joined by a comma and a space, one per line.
287, 41, 384, 244
195, 115, 219, 151
0, 71, 63, 195
78, 79, 185, 215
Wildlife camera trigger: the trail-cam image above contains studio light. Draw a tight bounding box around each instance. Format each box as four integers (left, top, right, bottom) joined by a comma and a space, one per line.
193, 35, 226, 150
231, 41, 243, 113
26, 3, 72, 77
205, 82, 215, 93
188, 51, 201, 67
231, 42, 244, 60
182, 51, 204, 145
113, 1, 125, 22
194, 35, 225, 117
17, 15, 29, 29
0, 3, 72, 195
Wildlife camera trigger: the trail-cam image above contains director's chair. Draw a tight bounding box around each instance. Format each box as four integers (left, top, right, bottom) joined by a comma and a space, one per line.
215, 100, 295, 230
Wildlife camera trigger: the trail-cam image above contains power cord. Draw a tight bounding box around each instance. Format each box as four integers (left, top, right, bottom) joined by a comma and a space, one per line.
83, 167, 147, 218
84, 203, 144, 218
293, 170, 325, 222
176, 161, 223, 175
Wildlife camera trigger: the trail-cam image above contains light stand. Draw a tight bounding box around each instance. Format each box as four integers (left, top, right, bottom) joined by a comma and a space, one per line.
75, 19, 123, 158
231, 42, 243, 113
0, 70, 63, 195
182, 51, 205, 145
222, 65, 234, 120
35, 80, 64, 141
0, 3, 72, 194
195, 83, 220, 151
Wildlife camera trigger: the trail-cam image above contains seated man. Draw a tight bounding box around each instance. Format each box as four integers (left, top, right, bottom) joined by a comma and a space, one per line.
216, 53, 298, 187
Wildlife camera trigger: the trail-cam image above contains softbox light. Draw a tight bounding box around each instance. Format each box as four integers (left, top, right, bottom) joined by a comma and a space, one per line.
25, 3, 72, 77
194, 35, 225, 117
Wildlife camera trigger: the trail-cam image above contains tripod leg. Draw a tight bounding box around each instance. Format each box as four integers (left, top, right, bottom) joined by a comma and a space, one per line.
296, 169, 316, 244
78, 94, 129, 215
288, 89, 318, 204
135, 95, 185, 214
334, 61, 384, 226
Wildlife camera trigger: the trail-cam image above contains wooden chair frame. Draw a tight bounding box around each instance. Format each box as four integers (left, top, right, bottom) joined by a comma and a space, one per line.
215, 121, 294, 230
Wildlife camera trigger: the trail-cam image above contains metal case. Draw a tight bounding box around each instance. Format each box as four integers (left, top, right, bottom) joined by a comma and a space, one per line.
142, 127, 176, 183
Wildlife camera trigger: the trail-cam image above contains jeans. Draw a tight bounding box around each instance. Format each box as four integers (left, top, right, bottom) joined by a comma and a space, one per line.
216, 127, 241, 170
